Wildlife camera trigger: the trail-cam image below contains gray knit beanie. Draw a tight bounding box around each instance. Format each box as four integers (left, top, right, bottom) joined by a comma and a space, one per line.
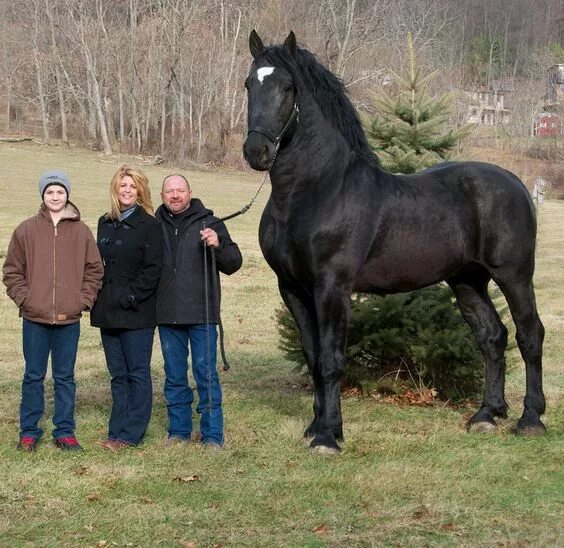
39, 170, 71, 199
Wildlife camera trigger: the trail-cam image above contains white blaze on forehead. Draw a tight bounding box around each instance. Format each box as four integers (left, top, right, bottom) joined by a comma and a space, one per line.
256, 66, 275, 84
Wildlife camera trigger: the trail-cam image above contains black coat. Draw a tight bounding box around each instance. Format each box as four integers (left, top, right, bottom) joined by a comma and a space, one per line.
91, 206, 163, 329
156, 199, 242, 325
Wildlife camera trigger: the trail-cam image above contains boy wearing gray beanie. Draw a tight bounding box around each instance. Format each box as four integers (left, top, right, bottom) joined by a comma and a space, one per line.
3, 170, 104, 452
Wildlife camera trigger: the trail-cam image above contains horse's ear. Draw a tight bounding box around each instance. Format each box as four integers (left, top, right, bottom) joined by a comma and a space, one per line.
284, 31, 297, 59
249, 30, 264, 59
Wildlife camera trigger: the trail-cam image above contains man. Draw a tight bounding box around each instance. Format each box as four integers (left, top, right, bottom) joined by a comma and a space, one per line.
156, 174, 242, 448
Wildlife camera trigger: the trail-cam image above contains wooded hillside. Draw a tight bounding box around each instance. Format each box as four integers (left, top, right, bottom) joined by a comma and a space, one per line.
1, 0, 562, 165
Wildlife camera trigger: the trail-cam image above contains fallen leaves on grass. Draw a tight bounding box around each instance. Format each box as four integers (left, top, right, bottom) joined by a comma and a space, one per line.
73, 465, 89, 476
174, 474, 200, 483
342, 386, 362, 397
86, 493, 102, 502
412, 505, 433, 520
372, 387, 438, 406
313, 524, 330, 536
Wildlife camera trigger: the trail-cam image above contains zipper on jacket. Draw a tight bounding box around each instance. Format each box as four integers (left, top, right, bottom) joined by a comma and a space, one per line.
52, 224, 57, 323
173, 227, 178, 275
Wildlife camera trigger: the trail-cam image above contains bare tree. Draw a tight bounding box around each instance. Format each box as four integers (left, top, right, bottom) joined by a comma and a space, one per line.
44, 0, 68, 143
65, 0, 112, 154
29, 0, 50, 143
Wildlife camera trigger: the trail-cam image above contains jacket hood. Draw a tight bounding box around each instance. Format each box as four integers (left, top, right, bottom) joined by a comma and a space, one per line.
156, 198, 214, 227
39, 200, 81, 222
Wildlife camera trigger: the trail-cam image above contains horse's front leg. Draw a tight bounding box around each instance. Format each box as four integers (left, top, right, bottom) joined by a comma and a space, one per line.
278, 283, 324, 439
309, 280, 351, 453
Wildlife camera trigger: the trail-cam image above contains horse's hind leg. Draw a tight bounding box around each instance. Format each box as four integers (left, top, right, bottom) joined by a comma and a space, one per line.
448, 271, 509, 431
495, 278, 546, 435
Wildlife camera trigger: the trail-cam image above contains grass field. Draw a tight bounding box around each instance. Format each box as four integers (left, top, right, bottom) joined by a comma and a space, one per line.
0, 142, 562, 547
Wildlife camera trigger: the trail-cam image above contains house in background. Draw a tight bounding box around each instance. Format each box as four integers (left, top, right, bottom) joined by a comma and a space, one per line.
545, 64, 564, 106
534, 64, 564, 137
466, 81, 512, 126
534, 111, 562, 137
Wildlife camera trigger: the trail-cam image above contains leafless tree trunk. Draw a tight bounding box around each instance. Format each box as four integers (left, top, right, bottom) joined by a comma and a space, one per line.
160, 94, 166, 154
45, 0, 67, 143
129, 0, 140, 151
117, 71, 126, 145
31, 0, 49, 143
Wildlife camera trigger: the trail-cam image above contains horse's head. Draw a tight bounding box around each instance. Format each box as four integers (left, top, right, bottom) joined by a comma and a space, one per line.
243, 30, 299, 171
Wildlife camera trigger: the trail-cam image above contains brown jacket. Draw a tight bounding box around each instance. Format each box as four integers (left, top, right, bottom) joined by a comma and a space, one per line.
3, 203, 104, 325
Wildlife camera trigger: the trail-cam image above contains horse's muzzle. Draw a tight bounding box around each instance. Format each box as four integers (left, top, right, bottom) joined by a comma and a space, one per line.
243, 133, 276, 171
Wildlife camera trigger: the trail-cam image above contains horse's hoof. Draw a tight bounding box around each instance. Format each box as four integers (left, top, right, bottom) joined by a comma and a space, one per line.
468, 421, 497, 433
310, 444, 340, 455
309, 434, 341, 454
516, 423, 546, 437
517, 425, 546, 437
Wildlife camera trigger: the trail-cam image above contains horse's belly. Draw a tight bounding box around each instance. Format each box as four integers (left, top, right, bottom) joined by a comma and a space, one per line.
354, 252, 464, 293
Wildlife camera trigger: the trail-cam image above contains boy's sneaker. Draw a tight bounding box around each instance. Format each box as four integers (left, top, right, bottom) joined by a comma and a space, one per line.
54, 436, 83, 451
17, 436, 38, 452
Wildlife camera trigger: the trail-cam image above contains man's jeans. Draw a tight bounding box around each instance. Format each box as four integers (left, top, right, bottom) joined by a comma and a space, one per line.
20, 319, 80, 440
100, 328, 154, 445
159, 324, 223, 445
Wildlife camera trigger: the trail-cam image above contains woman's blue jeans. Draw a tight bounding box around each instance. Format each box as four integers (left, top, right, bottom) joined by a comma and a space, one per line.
20, 319, 80, 440
100, 328, 154, 445
158, 324, 223, 445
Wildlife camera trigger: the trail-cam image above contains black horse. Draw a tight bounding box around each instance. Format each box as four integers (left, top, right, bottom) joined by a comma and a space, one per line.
243, 30, 545, 453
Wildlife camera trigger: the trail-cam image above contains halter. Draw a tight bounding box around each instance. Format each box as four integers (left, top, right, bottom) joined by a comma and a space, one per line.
247, 102, 300, 150
212, 101, 299, 227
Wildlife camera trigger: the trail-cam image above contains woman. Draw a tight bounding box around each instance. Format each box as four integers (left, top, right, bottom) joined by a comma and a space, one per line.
91, 165, 163, 450
3, 170, 103, 451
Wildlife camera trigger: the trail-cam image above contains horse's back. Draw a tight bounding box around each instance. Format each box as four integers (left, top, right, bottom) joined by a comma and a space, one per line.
354, 161, 536, 292
402, 161, 535, 236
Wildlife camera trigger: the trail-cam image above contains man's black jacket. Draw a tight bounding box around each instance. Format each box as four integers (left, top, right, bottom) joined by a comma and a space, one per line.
155, 198, 242, 325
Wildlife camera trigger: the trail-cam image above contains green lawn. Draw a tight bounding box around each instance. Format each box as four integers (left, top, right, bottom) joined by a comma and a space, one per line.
0, 142, 562, 546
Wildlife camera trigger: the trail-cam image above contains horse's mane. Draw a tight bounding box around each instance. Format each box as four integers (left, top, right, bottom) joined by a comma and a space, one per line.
258, 45, 378, 165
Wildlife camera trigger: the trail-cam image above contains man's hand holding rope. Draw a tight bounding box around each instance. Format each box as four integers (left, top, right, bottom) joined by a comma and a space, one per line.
200, 227, 220, 248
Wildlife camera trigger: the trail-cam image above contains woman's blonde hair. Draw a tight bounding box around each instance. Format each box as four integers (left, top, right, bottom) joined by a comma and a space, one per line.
106, 164, 154, 220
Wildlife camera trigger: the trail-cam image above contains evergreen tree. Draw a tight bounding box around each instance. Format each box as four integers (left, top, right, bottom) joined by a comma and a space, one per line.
275, 35, 486, 401
366, 33, 470, 174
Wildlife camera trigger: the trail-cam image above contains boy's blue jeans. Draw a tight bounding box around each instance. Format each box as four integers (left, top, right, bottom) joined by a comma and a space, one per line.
158, 324, 223, 445
20, 319, 80, 440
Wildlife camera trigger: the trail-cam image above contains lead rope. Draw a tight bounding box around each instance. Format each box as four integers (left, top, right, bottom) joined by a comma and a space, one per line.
212, 147, 278, 227
202, 220, 214, 440
205, 145, 280, 375
203, 102, 299, 375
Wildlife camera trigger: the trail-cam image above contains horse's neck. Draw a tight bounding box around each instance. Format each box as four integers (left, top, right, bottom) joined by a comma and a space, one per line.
275, 104, 351, 182
269, 119, 351, 213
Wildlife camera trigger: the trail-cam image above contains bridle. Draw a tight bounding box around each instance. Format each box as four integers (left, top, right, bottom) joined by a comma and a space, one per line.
212, 99, 299, 226
246, 101, 300, 151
